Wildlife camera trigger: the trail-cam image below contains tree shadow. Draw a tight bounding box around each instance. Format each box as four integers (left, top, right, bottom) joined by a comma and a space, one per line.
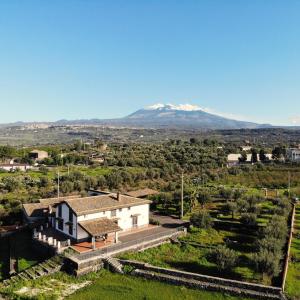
225, 234, 256, 253
164, 260, 243, 281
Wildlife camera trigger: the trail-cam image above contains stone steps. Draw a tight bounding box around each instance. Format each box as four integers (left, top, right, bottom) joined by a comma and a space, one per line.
133, 269, 284, 300
103, 257, 124, 274
1, 257, 63, 287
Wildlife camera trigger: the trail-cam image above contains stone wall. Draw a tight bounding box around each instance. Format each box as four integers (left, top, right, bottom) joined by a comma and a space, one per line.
119, 259, 284, 300
281, 203, 296, 291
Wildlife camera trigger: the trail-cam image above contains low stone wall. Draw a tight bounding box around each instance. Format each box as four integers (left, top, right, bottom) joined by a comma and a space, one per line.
64, 256, 104, 276
281, 203, 296, 291
119, 259, 284, 299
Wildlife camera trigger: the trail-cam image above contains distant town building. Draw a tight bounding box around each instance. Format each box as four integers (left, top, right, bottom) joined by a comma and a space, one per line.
0, 163, 33, 172
227, 153, 273, 167
90, 157, 104, 164
286, 148, 300, 162
240, 146, 252, 152
29, 149, 49, 161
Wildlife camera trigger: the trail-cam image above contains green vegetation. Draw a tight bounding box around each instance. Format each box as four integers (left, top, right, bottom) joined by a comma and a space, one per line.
285, 204, 300, 300
120, 227, 261, 283
0, 270, 252, 300
0, 230, 44, 279
0, 132, 300, 293
120, 196, 291, 286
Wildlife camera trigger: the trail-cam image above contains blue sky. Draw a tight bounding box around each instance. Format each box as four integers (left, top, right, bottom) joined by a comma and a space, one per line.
0, 0, 299, 125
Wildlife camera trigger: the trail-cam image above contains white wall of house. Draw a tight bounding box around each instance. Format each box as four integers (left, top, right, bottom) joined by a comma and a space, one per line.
77, 224, 89, 240
77, 203, 150, 231
0, 165, 33, 172
117, 204, 149, 230
55, 202, 150, 241
287, 149, 300, 161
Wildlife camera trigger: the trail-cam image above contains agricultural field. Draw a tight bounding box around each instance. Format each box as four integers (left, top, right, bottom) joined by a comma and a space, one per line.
0, 270, 252, 300
121, 195, 292, 286
218, 165, 300, 190
285, 204, 300, 300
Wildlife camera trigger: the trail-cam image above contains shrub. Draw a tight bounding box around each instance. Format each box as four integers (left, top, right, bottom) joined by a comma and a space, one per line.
195, 190, 212, 208
253, 249, 282, 277
209, 245, 238, 272
240, 213, 258, 227
223, 201, 238, 219
149, 218, 160, 226
190, 210, 213, 229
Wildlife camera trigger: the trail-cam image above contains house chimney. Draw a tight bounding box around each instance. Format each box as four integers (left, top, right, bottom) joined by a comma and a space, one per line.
117, 192, 121, 201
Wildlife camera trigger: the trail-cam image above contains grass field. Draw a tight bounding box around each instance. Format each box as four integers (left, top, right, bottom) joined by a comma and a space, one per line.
285, 204, 300, 300
219, 166, 300, 190
69, 271, 250, 300
124, 196, 280, 285
0, 165, 112, 179
120, 227, 262, 284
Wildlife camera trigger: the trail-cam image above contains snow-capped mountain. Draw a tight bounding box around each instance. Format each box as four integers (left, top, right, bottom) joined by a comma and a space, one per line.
123, 103, 267, 129
0, 103, 271, 130
145, 103, 203, 111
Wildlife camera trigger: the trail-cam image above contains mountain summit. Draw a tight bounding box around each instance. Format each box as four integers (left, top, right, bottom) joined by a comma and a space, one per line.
145, 103, 203, 111
0, 103, 271, 130
124, 103, 267, 129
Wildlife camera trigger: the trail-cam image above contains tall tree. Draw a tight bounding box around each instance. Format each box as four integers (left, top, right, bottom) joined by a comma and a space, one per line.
251, 148, 258, 163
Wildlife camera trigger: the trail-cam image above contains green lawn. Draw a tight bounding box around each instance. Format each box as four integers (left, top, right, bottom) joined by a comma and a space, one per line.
0, 270, 252, 300
120, 227, 261, 283
285, 204, 300, 300
68, 271, 250, 300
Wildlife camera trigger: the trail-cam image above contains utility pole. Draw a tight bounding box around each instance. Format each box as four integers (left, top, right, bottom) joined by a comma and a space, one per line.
288, 171, 291, 198
181, 172, 184, 219
57, 170, 60, 199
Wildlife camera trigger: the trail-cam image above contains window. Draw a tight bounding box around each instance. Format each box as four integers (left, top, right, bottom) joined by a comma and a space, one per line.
69, 209, 73, 222
58, 219, 63, 231
58, 205, 62, 218
132, 216, 138, 228
119, 208, 122, 212
69, 224, 73, 235
128, 207, 131, 211
111, 210, 116, 217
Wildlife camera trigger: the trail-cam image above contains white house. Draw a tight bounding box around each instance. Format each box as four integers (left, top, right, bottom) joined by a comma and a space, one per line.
29, 150, 49, 161
54, 192, 151, 245
227, 153, 273, 166
286, 148, 300, 162
0, 163, 33, 172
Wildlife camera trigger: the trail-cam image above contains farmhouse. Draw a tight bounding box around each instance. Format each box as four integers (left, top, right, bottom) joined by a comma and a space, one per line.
286, 148, 300, 162
227, 153, 273, 167
29, 149, 49, 161
23, 192, 151, 246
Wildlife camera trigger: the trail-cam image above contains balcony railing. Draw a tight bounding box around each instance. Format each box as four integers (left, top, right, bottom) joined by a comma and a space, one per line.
74, 226, 185, 261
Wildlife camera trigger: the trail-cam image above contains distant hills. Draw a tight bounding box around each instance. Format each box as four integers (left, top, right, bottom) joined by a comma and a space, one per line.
0, 103, 273, 130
